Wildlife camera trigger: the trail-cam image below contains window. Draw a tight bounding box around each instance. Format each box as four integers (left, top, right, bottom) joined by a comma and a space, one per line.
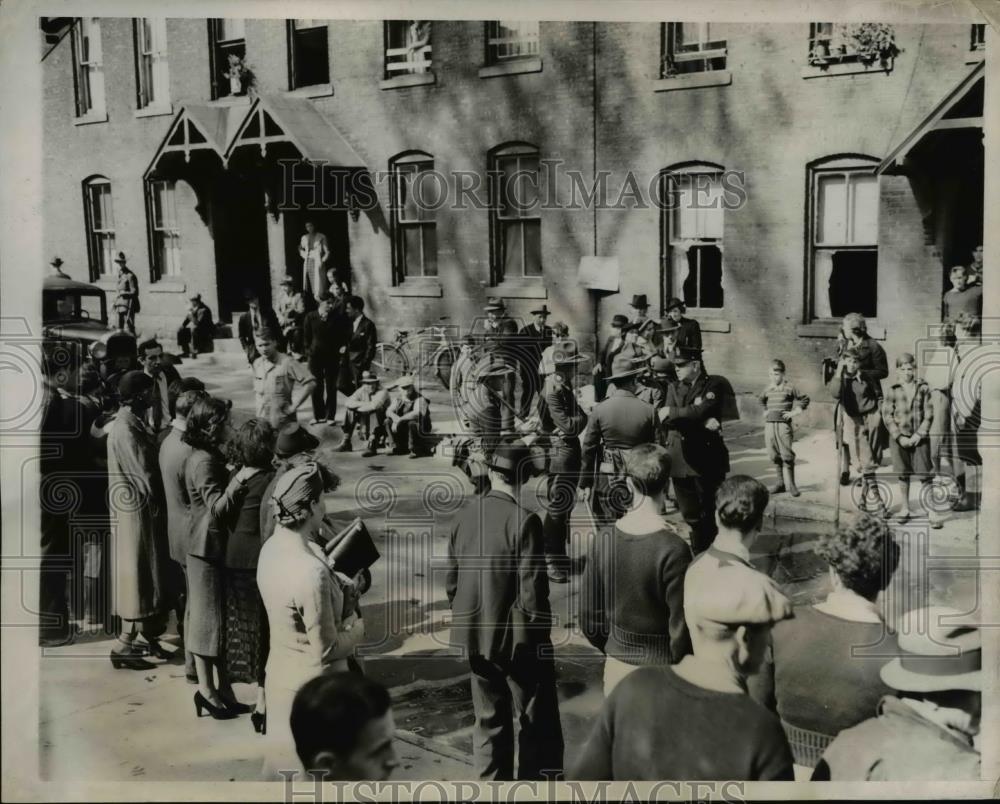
385, 20, 432, 76
661, 164, 725, 310
661, 23, 727, 77
146, 179, 181, 279
83, 177, 116, 280
71, 18, 105, 118
486, 21, 540, 64
971, 24, 986, 51
389, 154, 438, 282
490, 144, 541, 282
288, 19, 329, 89
209, 18, 246, 99
134, 18, 170, 110
807, 157, 879, 320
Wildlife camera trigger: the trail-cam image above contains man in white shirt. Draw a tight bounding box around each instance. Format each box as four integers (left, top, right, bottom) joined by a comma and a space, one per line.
299, 220, 330, 298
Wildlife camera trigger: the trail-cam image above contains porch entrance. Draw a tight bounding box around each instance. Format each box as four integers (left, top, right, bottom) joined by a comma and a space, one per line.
212, 170, 271, 323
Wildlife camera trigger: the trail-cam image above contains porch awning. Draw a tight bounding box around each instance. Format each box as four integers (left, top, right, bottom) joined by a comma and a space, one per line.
144, 102, 249, 178
877, 61, 984, 175
224, 94, 366, 168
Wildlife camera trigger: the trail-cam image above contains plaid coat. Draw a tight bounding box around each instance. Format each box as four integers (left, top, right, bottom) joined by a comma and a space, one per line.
881, 380, 934, 441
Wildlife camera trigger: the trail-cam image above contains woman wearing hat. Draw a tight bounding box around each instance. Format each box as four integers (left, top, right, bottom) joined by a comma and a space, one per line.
259, 423, 322, 542
112, 252, 140, 334
257, 462, 368, 778
663, 298, 702, 351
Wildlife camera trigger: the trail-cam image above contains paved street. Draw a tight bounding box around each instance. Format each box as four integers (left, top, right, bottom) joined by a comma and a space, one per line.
39, 349, 982, 781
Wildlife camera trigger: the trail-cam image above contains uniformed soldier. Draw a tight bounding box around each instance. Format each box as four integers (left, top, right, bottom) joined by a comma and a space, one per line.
538, 340, 589, 583
454, 353, 514, 494
660, 345, 733, 555
445, 438, 564, 780
579, 354, 657, 522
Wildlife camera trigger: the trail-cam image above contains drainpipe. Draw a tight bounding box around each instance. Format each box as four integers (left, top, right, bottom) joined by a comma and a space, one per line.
591, 22, 599, 351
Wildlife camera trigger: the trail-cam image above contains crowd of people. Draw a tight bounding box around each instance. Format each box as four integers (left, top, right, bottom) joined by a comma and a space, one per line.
38, 246, 985, 784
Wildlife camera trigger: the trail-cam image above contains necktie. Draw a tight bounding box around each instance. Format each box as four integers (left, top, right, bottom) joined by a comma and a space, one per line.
151, 376, 163, 431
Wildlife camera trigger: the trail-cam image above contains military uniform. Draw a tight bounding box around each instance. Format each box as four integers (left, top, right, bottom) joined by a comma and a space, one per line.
662, 369, 732, 554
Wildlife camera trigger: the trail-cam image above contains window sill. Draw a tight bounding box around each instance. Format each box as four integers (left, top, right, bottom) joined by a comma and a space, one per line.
966, 49, 985, 64
388, 279, 443, 298
135, 104, 173, 119
207, 95, 253, 107
73, 112, 109, 126
689, 317, 731, 333
150, 279, 187, 294
479, 57, 543, 79
285, 84, 334, 99
796, 320, 886, 340
380, 72, 436, 90
801, 60, 893, 79
491, 279, 547, 299
652, 70, 732, 92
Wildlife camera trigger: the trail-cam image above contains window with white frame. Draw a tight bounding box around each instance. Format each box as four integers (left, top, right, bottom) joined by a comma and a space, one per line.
661, 165, 725, 310
971, 24, 986, 51
661, 23, 727, 77
808, 157, 879, 319
209, 18, 246, 99
390, 153, 438, 282
490, 144, 541, 282
808, 23, 863, 65
385, 20, 432, 77
83, 177, 116, 279
134, 18, 170, 110
288, 19, 329, 89
71, 18, 106, 118
147, 179, 182, 279
486, 21, 540, 64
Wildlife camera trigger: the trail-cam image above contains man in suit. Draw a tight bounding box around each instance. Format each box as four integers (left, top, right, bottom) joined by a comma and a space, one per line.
660, 346, 732, 555
663, 298, 703, 351
445, 439, 564, 780
138, 338, 172, 438
341, 295, 377, 397
482, 299, 520, 430
580, 354, 657, 522
538, 340, 588, 583
176, 294, 215, 358
238, 289, 283, 365
516, 304, 553, 419
303, 291, 349, 426
629, 294, 658, 343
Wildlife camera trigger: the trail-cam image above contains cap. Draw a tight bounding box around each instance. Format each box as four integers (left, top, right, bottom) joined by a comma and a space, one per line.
611, 314, 629, 329
117, 370, 153, 398
685, 564, 793, 627
880, 607, 981, 693
649, 356, 673, 374
672, 345, 703, 365
530, 304, 552, 316
189, 293, 201, 302
360, 371, 379, 384
665, 297, 686, 313
274, 422, 320, 459
113, 251, 128, 265
630, 294, 648, 309
271, 462, 325, 525
483, 439, 530, 473
606, 353, 644, 382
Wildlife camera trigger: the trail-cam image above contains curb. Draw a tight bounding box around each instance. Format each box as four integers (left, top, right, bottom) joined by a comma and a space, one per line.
396, 729, 474, 766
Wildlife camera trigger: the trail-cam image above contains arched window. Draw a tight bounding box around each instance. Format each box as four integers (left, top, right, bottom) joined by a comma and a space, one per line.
806, 154, 880, 320
82, 175, 116, 279
489, 143, 541, 283
659, 161, 725, 311
389, 151, 437, 283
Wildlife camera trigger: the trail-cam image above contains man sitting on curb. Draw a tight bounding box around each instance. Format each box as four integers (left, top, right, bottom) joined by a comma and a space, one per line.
338, 371, 391, 457
386, 376, 433, 458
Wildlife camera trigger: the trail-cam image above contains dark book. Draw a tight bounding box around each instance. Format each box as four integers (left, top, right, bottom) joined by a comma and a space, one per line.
322, 517, 380, 577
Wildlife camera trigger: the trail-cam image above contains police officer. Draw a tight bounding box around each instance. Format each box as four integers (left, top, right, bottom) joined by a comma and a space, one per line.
580, 354, 657, 522
538, 340, 588, 583
660, 345, 732, 555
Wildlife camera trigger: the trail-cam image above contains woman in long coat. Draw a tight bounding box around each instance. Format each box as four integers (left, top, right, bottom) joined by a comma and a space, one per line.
107, 371, 172, 668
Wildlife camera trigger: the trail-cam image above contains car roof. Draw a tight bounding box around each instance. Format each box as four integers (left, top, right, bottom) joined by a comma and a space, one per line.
43, 272, 105, 294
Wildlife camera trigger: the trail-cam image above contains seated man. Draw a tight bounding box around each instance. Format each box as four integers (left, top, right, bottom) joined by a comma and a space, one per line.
176, 293, 214, 358
338, 371, 391, 456
386, 375, 432, 458
291, 672, 399, 782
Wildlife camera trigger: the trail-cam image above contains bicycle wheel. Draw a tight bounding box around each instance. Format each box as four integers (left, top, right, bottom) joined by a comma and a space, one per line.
372, 343, 409, 381
434, 346, 461, 390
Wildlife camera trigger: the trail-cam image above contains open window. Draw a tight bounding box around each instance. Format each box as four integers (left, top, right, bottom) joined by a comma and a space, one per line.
385, 21, 432, 77
208, 18, 246, 99
71, 17, 106, 119
489, 143, 541, 283
807, 155, 880, 320
660, 163, 725, 311
661, 23, 727, 77
287, 19, 329, 89
82, 176, 116, 280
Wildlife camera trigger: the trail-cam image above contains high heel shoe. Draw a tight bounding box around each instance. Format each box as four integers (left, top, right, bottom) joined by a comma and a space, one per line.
251, 710, 267, 734
220, 696, 252, 715
110, 650, 155, 671
194, 691, 238, 720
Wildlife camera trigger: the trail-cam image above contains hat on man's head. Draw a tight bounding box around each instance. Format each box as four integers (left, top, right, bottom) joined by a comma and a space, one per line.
113, 251, 128, 265
360, 371, 380, 384
484, 298, 506, 313
611, 314, 629, 329
656, 318, 681, 334
650, 356, 674, 374
189, 293, 202, 302
880, 607, 981, 693
530, 304, 552, 317
672, 345, 703, 366
50, 257, 65, 269
274, 422, 320, 458
685, 564, 793, 628
118, 370, 153, 399
630, 294, 649, 310
665, 297, 686, 313
606, 353, 644, 382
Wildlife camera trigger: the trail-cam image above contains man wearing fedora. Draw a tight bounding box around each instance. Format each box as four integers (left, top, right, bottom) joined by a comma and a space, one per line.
663, 298, 702, 351
538, 339, 589, 583
176, 293, 215, 359
629, 294, 658, 343
446, 438, 564, 780
386, 376, 433, 458
516, 304, 553, 419
482, 299, 519, 430
814, 606, 981, 781
580, 353, 657, 522
660, 345, 732, 554
339, 371, 391, 456
593, 314, 629, 403
112, 252, 140, 334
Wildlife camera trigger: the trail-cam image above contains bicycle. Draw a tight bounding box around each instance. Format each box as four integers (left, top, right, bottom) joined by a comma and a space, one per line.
372, 317, 462, 390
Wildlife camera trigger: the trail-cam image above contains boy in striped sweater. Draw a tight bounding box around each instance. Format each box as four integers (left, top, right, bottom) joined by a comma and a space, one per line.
759, 360, 810, 496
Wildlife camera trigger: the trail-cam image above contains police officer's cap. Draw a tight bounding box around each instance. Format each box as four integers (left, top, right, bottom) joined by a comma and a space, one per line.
672, 345, 703, 366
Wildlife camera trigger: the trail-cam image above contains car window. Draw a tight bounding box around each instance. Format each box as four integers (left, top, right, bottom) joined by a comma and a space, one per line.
80, 294, 104, 322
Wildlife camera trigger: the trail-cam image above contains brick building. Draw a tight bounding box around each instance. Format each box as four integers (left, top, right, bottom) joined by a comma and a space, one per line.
41, 18, 986, 418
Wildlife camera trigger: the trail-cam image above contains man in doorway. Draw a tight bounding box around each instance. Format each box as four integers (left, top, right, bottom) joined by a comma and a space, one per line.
942, 265, 982, 325
113, 252, 140, 334
176, 293, 215, 359
517, 304, 553, 419
299, 220, 331, 298
967, 244, 983, 287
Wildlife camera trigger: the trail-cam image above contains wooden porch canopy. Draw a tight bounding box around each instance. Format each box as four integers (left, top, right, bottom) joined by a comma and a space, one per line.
877, 61, 984, 175
143, 102, 248, 178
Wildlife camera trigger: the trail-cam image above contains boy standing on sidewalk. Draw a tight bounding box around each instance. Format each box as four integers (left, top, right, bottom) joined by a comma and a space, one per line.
758, 359, 810, 497
882, 354, 941, 527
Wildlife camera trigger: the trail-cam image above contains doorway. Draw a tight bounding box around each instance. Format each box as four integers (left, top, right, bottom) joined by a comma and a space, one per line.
282, 208, 351, 292
211, 170, 271, 322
